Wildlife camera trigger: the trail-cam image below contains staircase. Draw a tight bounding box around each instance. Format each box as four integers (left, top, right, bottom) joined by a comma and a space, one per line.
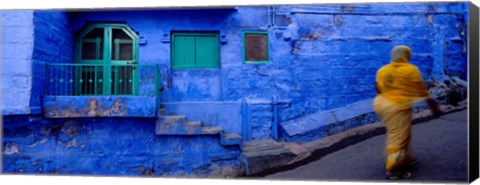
155, 108, 243, 147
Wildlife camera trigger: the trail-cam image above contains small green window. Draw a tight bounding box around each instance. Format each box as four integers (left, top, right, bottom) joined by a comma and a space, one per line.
171, 32, 220, 70
243, 31, 269, 64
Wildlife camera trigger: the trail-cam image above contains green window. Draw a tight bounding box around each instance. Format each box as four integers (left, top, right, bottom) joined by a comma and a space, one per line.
171, 32, 220, 70
243, 31, 269, 64
75, 23, 139, 95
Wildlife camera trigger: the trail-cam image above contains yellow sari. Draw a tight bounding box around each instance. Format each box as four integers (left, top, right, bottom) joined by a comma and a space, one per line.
373, 46, 430, 173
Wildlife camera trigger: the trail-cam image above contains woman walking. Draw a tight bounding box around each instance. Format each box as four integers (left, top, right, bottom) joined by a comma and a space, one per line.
373, 45, 442, 179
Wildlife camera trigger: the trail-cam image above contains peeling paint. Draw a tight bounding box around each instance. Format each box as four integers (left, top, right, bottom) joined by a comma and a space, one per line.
61, 121, 80, 137
113, 98, 125, 113
427, 14, 434, 24
43, 96, 157, 118
3, 142, 20, 155
88, 99, 97, 116
65, 138, 79, 149
333, 14, 344, 26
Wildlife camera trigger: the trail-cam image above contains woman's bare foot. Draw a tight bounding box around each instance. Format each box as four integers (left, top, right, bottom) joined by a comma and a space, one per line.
386, 170, 412, 180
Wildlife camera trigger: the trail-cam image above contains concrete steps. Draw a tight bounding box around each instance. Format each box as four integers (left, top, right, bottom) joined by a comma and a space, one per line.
155, 108, 242, 146
221, 133, 242, 146
240, 139, 310, 175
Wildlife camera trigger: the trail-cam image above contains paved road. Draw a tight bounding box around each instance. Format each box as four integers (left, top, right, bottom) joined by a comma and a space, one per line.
266, 109, 468, 183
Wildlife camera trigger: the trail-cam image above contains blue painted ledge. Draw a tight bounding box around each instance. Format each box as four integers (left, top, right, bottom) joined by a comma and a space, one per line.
279, 98, 432, 142
43, 96, 158, 118
280, 98, 378, 142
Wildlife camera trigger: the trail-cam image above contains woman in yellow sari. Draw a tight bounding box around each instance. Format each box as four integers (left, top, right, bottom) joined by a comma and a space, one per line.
374, 45, 442, 179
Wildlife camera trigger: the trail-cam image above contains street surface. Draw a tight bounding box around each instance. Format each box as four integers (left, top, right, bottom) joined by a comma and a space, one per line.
266, 109, 468, 183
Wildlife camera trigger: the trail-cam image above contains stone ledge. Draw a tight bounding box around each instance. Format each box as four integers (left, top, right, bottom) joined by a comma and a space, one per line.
221, 133, 243, 146
280, 98, 375, 141
1, 106, 32, 115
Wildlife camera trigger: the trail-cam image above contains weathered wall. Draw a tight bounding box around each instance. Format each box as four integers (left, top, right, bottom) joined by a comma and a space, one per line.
68, 7, 278, 139
68, 7, 274, 102
2, 10, 245, 177
2, 116, 242, 176
278, 3, 468, 122
1, 3, 469, 176
67, 3, 468, 140
30, 11, 74, 114
0, 10, 74, 115
1, 10, 35, 115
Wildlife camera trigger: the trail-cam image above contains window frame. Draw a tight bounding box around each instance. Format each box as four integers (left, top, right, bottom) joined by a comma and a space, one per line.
74, 23, 140, 96
170, 31, 221, 70
76, 23, 139, 64
242, 30, 269, 64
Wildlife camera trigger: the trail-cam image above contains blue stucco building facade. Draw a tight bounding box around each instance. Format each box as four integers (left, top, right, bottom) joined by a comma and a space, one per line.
1, 2, 469, 176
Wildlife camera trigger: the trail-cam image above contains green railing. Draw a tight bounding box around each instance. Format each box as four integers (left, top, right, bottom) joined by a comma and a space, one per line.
45, 63, 161, 97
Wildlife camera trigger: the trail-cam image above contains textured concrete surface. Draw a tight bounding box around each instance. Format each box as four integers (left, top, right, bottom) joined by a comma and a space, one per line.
1, 10, 35, 115
2, 116, 243, 177
31, 11, 74, 114
241, 139, 299, 175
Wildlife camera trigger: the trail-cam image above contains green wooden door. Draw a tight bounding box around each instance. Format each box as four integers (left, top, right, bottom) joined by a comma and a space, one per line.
75, 24, 139, 95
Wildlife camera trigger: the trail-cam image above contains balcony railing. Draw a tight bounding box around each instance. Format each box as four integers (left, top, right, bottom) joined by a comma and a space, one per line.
45, 63, 161, 97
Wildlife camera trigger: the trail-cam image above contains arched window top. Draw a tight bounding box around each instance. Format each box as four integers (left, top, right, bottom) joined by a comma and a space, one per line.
76, 23, 139, 62
77, 23, 138, 40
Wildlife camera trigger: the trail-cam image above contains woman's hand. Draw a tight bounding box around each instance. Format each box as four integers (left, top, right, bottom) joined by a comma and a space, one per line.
427, 98, 443, 118
375, 82, 381, 94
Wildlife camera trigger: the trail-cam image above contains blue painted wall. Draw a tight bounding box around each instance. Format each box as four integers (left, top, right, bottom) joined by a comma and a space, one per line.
2, 3, 468, 119
278, 3, 468, 123
1, 10, 74, 115
68, 7, 279, 139
67, 3, 468, 139
1, 2, 469, 176
30, 11, 74, 114
1, 10, 35, 115
2, 116, 242, 176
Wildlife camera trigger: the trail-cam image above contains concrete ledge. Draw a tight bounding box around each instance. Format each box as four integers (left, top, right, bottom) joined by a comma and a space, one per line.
221, 133, 243, 146
1, 107, 31, 115
241, 139, 298, 175
280, 99, 376, 142
280, 97, 445, 142
43, 96, 158, 118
